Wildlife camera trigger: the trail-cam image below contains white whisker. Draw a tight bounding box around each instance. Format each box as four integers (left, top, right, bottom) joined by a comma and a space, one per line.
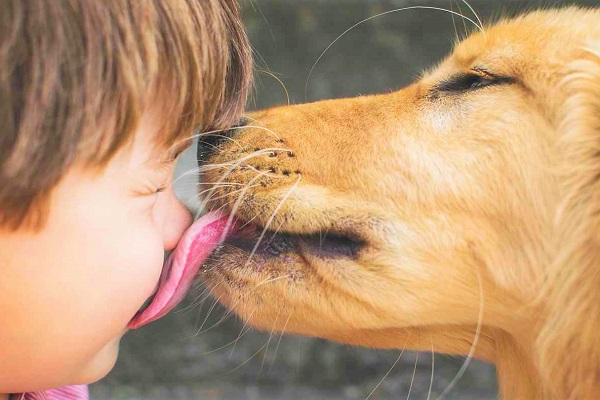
305, 6, 485, 100
366, 340, 408, 400
435, 267, 484, 399
230, 307, 259, 359
197, 147, 290, 215
257, 68, 291, 106
427, 338, 435, 400
459, 0, 484, 32
171, 167, 201, 189
199, 132, 245, 151
187, 183, 247, 206
200, 181, 247, 187
193, 293, 224, 337
170, 123, 288, 158
168, 128, 223, 151
198, 326, 253, 356
243, 175, 302, 268
268, 313, 292, 374
296, 337, 301, 376
195, 268, 276, 336
194, 202, 229, 221
195, 305, 236, 335
250, 0, 275, 44
191, 289, 213, 334
198, 147, 288, 173
218, 174, 265, 244
407, 351, 419, 400
449, 0, 460, 43
266, 219, 286, 247
237, 212, 264, 231
177, 284, 213, 314
172, 124, 276, 152
206, 184, 261, 204
227, 339, 272, 374
259, 311, 280, 376
254, 274, 292, 289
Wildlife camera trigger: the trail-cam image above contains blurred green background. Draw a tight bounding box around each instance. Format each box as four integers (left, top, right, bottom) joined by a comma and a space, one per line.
92, 0, 599, 398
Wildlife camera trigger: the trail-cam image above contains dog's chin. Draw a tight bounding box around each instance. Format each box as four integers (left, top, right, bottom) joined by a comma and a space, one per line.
197, 220, 371, 333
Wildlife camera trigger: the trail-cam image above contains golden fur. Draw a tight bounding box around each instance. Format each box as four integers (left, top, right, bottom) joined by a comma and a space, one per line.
198, 8, 600, 399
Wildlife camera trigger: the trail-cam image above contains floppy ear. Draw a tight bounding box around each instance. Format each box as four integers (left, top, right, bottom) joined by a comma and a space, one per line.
537, 43, 600, 399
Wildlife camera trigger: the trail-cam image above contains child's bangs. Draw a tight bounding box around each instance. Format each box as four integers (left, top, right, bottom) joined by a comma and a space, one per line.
84, 0, 253, 165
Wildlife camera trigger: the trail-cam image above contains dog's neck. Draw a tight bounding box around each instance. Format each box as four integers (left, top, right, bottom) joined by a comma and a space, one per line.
492, 330, 544, 399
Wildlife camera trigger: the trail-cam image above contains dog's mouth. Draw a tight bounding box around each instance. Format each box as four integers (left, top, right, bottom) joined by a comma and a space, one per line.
221, 220, 366, 262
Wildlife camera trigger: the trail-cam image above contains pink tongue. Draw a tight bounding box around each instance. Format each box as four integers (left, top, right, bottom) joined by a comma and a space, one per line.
128, 211, 234, 329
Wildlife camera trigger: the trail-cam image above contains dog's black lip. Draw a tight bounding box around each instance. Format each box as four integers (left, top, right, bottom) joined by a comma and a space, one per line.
225, 223, 365, 260
226, 228, 296, 257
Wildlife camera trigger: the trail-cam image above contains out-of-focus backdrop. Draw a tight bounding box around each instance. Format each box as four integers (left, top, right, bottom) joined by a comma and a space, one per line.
92, 0, 599, 398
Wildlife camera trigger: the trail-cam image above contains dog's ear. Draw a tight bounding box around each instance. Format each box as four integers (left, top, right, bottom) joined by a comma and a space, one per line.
537, 43, 600, 398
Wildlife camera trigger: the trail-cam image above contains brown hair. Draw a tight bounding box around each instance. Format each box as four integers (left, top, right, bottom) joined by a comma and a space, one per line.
0, 0, 252, 231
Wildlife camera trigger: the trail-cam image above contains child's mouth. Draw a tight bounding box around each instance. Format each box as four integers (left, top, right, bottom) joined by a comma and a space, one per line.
127, 211, 236, 329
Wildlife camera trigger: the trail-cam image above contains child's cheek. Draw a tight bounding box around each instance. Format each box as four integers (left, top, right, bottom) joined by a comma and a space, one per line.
69, 196, 166, 333
111, 222, 166, 324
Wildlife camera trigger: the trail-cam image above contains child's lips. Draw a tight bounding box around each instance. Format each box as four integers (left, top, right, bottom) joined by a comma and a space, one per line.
127, 211, 236, 329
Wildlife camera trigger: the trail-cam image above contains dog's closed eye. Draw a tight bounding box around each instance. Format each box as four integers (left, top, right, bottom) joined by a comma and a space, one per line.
433, 71, 515, 95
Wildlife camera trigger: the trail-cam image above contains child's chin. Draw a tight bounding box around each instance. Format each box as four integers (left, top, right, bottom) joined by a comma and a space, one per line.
76, 336, 122, 385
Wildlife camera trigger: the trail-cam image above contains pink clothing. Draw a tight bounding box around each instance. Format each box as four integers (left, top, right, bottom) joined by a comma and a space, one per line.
13, 385, 89, 400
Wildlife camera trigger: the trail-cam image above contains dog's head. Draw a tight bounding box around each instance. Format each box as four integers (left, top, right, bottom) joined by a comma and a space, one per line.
197, 8, 600, 397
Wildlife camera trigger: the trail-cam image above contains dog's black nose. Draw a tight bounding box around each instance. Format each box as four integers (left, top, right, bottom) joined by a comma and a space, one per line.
197, 118, 248, 164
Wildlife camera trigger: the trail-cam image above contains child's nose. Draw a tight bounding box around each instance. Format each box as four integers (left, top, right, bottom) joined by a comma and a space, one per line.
163, 193, 193, 251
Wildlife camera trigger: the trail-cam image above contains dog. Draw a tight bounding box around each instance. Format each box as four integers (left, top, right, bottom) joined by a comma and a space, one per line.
196, 7, 600, 399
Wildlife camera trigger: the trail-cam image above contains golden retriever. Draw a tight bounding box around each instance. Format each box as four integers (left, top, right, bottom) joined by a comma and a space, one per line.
196, 7, 600, 399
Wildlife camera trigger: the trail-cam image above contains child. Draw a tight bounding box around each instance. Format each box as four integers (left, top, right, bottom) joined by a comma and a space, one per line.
0, 1, 252, 398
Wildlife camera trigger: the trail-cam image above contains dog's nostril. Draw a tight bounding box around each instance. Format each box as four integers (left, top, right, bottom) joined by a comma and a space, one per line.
197, 118, 248, 164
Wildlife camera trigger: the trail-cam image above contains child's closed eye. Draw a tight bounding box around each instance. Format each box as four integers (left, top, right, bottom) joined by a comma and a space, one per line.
132, 182, 168, 198
153, 184, 168, 195
147, 162, 175, 196
132, 169, 172, 198
131, 156, 177, 199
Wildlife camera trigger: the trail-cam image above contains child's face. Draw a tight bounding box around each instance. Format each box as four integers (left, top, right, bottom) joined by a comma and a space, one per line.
0, 113, 193, 392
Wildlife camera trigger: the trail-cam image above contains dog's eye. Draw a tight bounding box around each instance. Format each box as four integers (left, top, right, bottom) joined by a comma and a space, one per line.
434, 72, 514, 95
